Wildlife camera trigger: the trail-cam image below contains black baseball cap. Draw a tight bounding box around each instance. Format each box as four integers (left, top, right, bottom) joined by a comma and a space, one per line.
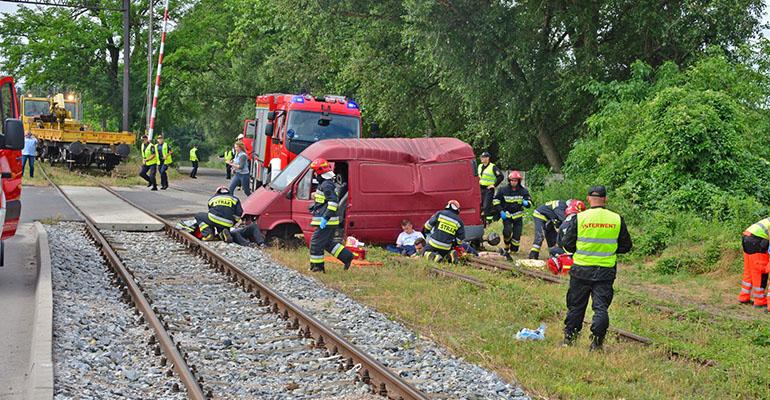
588, 185, 607, 197
480, 151, 492, 157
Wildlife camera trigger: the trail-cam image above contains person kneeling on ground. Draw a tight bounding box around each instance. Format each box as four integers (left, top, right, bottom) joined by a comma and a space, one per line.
195, 186, 243, 242
422, 200, 465, 264
386, 219, 425, 256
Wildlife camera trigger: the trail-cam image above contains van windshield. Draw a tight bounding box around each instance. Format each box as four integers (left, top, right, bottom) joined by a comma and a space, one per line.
270, 155, 311, 191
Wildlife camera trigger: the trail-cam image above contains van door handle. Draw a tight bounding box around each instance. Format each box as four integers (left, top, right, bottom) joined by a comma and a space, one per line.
349, 221, 354, 228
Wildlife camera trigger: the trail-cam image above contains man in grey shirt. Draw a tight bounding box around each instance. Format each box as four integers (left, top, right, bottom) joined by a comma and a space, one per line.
227, 141, 251, 196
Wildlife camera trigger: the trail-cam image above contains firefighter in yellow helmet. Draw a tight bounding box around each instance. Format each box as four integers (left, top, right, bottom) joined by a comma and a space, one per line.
308, 158, 354, 273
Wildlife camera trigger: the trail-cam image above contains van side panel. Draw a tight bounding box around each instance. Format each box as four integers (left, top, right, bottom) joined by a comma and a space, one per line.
346, 159, 481, 244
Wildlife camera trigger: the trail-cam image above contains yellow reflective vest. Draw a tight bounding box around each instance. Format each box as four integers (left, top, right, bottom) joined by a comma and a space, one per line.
478, 163, 497, 187
573, 208, 622, 268
142, 143, 158, 166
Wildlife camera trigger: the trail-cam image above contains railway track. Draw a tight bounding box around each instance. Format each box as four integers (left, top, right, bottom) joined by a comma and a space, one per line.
44, 172, 429, 399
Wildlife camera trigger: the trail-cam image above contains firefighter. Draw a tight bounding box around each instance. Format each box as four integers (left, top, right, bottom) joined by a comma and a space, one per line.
189, 144, 199, 179
195, 186, 243, 242
528, 199, 575, 259
546, 201, 586, 275
139, 134, 158, 191
561, 186, 632, 351
223, 146, 234, 179
478, 151, 503, 225
308, 158, 354, 273
156, 134, 173, 190
738, 217, 770, 309
493, 170, 531, 259
422, 200, 466, 263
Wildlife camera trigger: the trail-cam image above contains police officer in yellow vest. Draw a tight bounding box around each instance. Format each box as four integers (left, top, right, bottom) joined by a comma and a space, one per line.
224, 147, 234, 179
156, 134, 173, 190
561, 186, 632, 351
139, 134, 158, 191
189, 144, 199, 179
478, 151, 503, 225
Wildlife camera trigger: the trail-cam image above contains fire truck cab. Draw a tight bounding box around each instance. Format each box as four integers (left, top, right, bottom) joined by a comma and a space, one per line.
244, 93, 361, 188
0, 76, 26, 265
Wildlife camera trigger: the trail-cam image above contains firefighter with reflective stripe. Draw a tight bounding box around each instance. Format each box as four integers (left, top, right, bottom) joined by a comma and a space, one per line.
138, 134, 158, 191
308, 158, 353, 273
493, 170, 531, 259
561, 186, 632, 351
422, 200, 465, 263
738, 217, 770, 309
156, 134, 173, 190
195, 186, 243, 242
478, 151, 503, 225
528, 199, 570, 259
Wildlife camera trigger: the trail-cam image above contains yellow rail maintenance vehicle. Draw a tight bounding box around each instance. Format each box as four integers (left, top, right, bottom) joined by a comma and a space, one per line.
21, 93, 134, 171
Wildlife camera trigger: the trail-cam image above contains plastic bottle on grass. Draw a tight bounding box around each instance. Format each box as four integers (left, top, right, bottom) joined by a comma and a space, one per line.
515, 324, 546, 341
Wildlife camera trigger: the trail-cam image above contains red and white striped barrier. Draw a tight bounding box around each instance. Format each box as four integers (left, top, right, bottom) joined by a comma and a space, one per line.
147, 0, 170, 140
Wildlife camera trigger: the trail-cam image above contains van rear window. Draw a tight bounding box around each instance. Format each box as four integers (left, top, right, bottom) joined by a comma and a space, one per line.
360, 163, 414, 193
420, 161, 470, 193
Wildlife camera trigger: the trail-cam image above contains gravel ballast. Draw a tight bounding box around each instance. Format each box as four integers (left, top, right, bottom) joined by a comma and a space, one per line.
104, 230, 377, 399
48, 222, 185, 400
210, 241, 530, 400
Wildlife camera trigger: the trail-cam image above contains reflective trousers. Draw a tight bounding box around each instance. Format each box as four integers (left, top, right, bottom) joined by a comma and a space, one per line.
502, 217, 523, 252
309, 226, 353, 271
529, 217, 557, 259
564, 275, 614, 341
139, 165, 157, 188
739, 234, 769, 306
480, 187, 494, 224
423, 245, 459, 264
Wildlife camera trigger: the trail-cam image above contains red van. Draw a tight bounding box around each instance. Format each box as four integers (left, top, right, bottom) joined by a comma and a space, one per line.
241, 138, 483, 245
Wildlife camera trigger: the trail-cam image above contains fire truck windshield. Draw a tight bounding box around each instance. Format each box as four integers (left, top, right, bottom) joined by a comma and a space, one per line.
269, 155, 311, 191
286, 111, 360, 142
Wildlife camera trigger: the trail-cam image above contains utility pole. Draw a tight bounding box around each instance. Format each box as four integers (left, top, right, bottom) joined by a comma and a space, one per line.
146, 0, 153, 131
122, 0, 130, 133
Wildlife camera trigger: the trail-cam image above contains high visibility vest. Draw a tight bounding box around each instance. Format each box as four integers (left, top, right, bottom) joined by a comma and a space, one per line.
189, 148, 198, 162
478, 163, 496, 187
158, 142, 172, 164
142, 143, 158, 166
573, 208, 622, 268
746, 218, 770, 240
224, 149, 234, 162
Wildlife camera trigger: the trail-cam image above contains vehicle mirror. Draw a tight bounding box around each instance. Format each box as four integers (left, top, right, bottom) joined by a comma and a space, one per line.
264, 122, 274, 136
267, 111, 275, 121
271, 135, 282, 145
318, 115, 332, 127
1, 119, 25, 150
286, 186, 293, 199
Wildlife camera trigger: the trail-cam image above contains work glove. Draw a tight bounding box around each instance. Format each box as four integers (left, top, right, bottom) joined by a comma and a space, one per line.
522, 199, 530, 207
319, 218, 328, 229
500, 211, 508, 220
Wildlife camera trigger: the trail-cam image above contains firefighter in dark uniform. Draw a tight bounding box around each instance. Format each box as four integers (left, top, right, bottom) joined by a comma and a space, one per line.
550, 200, 586, 257
195, 186, 243, 242
478, 151, 503, 225
422, 200, 465, 263
561, 186, 632, 351
308, 158, 354, 273
493, 170, 531, 259
528, 199, 571, 259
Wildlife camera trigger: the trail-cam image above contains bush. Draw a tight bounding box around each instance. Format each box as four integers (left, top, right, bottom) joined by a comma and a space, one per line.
653, 254, 702, 275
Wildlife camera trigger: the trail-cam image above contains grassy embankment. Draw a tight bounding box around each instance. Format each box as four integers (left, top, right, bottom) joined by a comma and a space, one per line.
264, 182, 770, 399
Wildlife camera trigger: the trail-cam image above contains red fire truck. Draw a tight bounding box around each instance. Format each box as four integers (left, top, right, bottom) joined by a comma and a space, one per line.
0, 76, 26, 265
242, 93, 361, 189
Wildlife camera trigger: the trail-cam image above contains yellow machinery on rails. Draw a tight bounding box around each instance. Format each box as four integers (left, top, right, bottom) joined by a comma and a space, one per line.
21, 94, 134, 170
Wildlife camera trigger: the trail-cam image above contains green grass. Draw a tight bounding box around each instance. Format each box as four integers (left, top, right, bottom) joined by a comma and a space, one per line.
267, 231, 770, 399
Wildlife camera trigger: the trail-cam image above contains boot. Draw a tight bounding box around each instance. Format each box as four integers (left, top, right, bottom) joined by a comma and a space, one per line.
309, 264, 325, 273
528, 250, 539, 260
151, 186, 158, 191
562, 330, 578, 347
343, 259, 352, 271
219, 229, 233, 243
589, 335, 604, 352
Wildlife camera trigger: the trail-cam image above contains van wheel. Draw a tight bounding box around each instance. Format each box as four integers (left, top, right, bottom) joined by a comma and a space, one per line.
266, 224, 303, 248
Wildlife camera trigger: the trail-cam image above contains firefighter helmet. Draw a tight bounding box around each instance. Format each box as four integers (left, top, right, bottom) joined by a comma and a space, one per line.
508, 170, 523, 180
310, 158, 333, 175
565, 200, 586, 216
486, 232, 501, 246
446, 199, 461, 212
215, 186, 230, 194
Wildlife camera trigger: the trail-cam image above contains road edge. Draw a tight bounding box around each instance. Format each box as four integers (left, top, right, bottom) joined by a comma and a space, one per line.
27, 222, 54, 400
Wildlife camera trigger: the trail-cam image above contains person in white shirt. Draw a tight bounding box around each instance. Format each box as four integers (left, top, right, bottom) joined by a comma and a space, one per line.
386, 219, 425, 256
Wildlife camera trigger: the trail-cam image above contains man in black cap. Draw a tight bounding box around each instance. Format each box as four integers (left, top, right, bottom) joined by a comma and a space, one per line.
560, 185, 632, 351
477, 151, 503, 226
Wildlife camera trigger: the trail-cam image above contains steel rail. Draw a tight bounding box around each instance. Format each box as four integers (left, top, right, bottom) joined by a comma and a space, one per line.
41, 170, 206, 399
95, 182, 429, 400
